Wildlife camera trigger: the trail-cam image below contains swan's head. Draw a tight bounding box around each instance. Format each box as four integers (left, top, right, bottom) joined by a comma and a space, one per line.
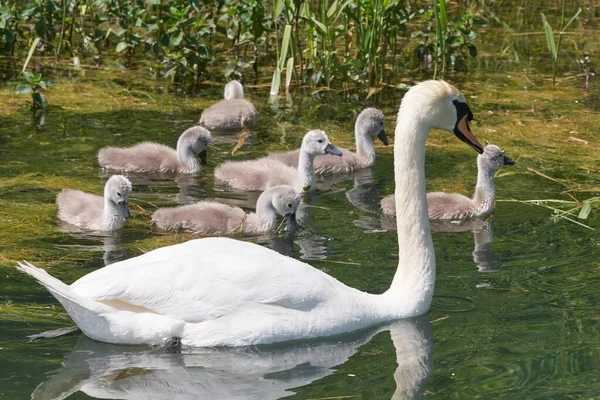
356, 108, 388, 145
178, 126, 212, 165
478, 144, 515, 172
104, 175, 132, 219
224, 80, 245, 100
400, 80, 483, 154
301, 130, 343, 157
265, 185, 301, 231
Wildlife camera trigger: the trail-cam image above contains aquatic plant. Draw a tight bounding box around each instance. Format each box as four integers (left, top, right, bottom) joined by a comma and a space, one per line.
540, 3, 581, 86
15, 70, 51, 116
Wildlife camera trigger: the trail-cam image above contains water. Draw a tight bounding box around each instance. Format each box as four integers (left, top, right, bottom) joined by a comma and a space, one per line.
1, 3, 600, 399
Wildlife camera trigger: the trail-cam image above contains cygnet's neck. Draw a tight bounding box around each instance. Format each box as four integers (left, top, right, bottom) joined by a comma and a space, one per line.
355, 127, 376, 167
254, 193, 279, 231
297, 149, 317, 192
177, 141, 201, 174
382, 109, 435, 317
102, 196, 125, 231
472, 162, 495, 216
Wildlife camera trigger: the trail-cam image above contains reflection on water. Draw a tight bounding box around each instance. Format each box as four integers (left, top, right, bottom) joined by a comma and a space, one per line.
56, 225, 128, 266
32, 317, 433, 400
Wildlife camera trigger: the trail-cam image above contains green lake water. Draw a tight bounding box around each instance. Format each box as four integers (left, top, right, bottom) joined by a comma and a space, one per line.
1, 2, 600, 399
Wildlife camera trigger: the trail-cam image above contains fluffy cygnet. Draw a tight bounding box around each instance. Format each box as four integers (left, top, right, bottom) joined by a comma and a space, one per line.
214, 130, 342, 192
57, 175, 132, 231
268, 108, 388, 174
381, 145, 515, 219
200, 81, 257, 130
98, 126, 212, 175
152, 185, 300, 234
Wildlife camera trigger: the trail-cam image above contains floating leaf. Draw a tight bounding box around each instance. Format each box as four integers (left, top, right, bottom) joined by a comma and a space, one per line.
578, 201, 592, 220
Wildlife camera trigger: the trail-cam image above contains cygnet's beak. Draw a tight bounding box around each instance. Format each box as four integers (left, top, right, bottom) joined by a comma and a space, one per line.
377, 130, 389, 146
120, 201, 131, 219
199, 150, 207, 166
503, 155, 515, 166
324, 143, 342, 157
284, 212, 297, 231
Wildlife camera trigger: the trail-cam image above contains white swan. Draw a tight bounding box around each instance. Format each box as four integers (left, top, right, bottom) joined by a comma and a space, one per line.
16, 80, 483, 347
200, 81, 257, 130
56, 175, 132, 232
214, 129, 342, 192
267, 108, 388, 173
151, 185, 300, 234
381, 144, 513, 219
98, 126, 212, 175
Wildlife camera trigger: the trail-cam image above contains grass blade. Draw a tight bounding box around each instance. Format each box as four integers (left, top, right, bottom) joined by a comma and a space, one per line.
285, 57, 294, 91
541, 13, 557, 60
561, 8, 582, 33
21, 37, 41, 74
578, 200, 592, 219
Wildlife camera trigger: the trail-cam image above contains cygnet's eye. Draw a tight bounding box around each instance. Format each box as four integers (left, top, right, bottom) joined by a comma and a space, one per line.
379, 122, 383, 126
317, 139, 323, 143
287, 203, 292, 208
116, 192, 121, 197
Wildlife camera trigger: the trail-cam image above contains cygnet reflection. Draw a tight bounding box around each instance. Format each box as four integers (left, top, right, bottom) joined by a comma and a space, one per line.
56, 225, 128, 266
31, 316, 433, 400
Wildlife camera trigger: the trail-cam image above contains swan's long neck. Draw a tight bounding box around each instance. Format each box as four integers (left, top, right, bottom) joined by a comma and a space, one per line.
102, 197, 124, 231
355, 129, 376, 167
255, 194, 278, 231
384, 111, 435, 316
472, 164, 495, 215
177, 143, 201, 174
297, 150, 316, 191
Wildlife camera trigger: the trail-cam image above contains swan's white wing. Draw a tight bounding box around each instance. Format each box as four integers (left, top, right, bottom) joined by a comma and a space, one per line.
71, 238, 342, 322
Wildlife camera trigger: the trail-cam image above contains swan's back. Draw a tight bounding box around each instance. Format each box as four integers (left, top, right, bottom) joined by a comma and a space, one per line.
426, 192, 476, 220
201, 99, 257, 130
57, 189, 104, 229
268, 148, 363, 174
215, 158, 297, 190
98, 142, 179, 173
152, 202, 246, 234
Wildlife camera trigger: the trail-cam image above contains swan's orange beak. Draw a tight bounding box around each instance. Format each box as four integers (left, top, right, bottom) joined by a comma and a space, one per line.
453, 115, 483, 154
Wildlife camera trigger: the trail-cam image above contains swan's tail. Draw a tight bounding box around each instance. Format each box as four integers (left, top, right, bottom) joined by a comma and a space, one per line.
16, 261, 109, 318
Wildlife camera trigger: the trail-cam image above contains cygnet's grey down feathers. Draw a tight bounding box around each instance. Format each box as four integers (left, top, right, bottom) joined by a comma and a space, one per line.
57, 175, 132, 231
381, 145, 515, 220
267, 108, 387, 174
214, 129, 342, 192
152, 185, 300, 234
98, 126, 211, 174
200, 81, 257, 130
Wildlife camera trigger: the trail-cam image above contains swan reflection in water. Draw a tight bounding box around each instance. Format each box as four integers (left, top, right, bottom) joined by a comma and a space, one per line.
32, 317, 433, 400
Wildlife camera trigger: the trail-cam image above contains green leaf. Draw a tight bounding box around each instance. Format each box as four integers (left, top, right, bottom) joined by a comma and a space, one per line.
15, 82, 32, 95
285, 57, 294, 89
274, 0, 285, 19
541, 13, 557, 60
578, 201, 592, 220
561, 8, 582, 33
269, 67, 281, 103
116, 41, 128, 53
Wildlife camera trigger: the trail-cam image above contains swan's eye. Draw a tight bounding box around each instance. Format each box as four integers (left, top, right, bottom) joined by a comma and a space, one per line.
317, 139, 323, 143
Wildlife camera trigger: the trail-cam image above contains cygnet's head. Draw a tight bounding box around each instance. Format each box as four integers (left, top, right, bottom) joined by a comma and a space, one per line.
356, 108, 388, 145
104, 175, 132, 219
178, 126, 212, 165
224, 80, 245, 100
264, 185, 301, 231
301, 130, 342, 157
478, 144, 515, 172
399, 80, 483, 154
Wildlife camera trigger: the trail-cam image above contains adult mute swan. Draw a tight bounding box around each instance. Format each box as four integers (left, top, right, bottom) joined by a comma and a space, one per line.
17, 80, 483, 347
200, 81, 257, 130
98, 126, 212, 175
381, 144, 513, 219
56, 175, 132, 232
267, 108, 388, 174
